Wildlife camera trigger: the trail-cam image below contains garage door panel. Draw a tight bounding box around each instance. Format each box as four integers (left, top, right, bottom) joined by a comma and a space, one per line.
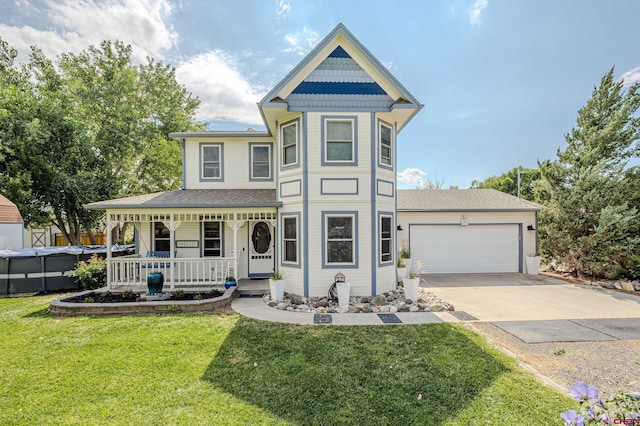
410, 225, 519, 273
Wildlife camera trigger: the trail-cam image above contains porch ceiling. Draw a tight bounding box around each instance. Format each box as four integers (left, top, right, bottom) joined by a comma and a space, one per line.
85, 189, 281, 210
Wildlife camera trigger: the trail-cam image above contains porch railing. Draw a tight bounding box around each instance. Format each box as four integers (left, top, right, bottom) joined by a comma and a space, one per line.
109, 256, 236, 288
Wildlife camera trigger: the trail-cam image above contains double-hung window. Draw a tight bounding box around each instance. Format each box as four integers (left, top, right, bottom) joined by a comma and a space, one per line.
250, 144, 271, 180
282, 121, 297, 167
380, 215, 393, 263
203, 222, 222, 257
154, 222, 170, 252
283, 216, 298, 263
201, 143, 222, 180
325, 119, 354, 163
325, 214, 355, 265
379, 122, 393, 167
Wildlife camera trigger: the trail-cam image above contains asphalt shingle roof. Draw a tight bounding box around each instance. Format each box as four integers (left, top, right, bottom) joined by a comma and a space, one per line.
0, 194, 23, 222
85, 189, 280, 210
397, 189, 541, 212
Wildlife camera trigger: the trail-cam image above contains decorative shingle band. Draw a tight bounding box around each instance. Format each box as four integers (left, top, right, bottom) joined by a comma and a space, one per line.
291, 81, 387, 95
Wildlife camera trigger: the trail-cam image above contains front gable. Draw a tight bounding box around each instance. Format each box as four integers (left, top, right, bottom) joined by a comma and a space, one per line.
259, 23, 422, 134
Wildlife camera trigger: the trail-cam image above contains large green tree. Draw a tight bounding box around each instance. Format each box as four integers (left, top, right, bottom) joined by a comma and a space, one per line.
470, 167, 540, 201
0, 39, 203, 244
536, 68, 640, 279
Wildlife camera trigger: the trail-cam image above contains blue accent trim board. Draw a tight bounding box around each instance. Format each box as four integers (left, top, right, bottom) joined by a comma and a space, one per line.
198, 142, 224, 182
370, 112, 377, 295
292, 81, 386, 95
321, 211, 359, 269
303, 112, 309, 297
320, 178, 359, 195
378, 211, 395, 268
329, 46, 351, 58
279, 179, 302, 197
377, 119, 394, 171
376, 179, 394, 197
248, 142, 274, 182
280, 212, 301, 269
320, 115, 358, 166
280, 118, 301, 171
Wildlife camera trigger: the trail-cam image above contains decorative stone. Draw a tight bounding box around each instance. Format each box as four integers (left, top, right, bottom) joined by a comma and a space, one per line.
372, 306, 380, 313
286, 306, 295, 312
314, 300, 328, 308
409, 306, 419, 312
399, 304, 410, 312
622, 282, 636, 292
371, 295, 388, 306
360, 296, 371, 303
602, 282, 616, 289
389, 306, 398, 313
327, 307, 337, 313
361, 304, 373, 313
316, 307, 326, 313
349, 306, 362, 313
405, 299, 414, 305
430, 304, 444, 312
288, 293, 306, 305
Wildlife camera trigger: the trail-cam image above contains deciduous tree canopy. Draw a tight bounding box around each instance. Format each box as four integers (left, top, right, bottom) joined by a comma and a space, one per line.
0, 39, 203, 244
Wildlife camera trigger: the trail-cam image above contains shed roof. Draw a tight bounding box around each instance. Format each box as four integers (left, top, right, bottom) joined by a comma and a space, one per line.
0, 194, 23, 222
85, 189, 281, 210
397, 189, 541, 212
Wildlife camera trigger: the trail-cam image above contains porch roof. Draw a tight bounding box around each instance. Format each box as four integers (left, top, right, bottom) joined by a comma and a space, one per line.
85, 189, 281, 209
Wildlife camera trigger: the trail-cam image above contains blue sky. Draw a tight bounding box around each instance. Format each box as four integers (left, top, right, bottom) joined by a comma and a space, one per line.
2, 0, 640, 188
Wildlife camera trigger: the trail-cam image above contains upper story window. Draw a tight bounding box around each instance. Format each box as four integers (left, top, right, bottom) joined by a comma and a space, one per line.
200, 143, 223, 181
250, 144, 272, 180
281, 121, 298, 167
325, 119, 354, 163
379, 122, 393, 168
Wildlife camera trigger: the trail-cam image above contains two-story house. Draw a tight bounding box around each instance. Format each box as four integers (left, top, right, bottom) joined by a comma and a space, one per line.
87, 23, 422, 297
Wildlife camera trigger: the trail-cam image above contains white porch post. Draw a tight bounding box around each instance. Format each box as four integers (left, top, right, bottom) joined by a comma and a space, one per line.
226, 214, 245, 280
166, 215, 181, 290
105, 215, 117, 290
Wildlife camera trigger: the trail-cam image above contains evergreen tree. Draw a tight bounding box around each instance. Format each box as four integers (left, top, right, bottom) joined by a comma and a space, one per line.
536, 68, 640, 279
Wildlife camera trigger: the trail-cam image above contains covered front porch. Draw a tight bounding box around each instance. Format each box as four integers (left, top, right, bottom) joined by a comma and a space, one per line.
86, 189, 282, 291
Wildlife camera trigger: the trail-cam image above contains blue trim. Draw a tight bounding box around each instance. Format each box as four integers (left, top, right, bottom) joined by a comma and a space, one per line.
280, 118, 301, 171
279, 179, 302, 197
370, 112, 377, 295
292, 81, 386, 95
376, 179, 394, 197
321, 211, 359, 269
321, 115, 358, 166
181, 139, 186, 189
329, 46, 350, 58
248, 142, 274, 181
288, 106, 391, 113
275, 121, 280, 199
302, 113, 309, 296
377, 119, 394, 171
199, 142, 224, 182
320, 178, 359, 195
378, 211, 394, 268
281, 212, 301, 269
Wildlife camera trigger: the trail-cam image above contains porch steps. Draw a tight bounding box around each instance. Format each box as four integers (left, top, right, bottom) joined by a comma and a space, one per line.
237, 279, 269, 297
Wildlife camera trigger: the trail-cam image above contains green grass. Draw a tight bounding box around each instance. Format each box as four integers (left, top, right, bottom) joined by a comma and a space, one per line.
0, 295, 573, 425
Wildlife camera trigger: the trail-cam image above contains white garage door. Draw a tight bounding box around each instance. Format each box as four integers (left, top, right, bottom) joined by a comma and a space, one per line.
410, 224, 520, 273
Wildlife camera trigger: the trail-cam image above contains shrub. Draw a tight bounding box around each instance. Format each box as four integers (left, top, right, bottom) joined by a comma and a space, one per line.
74, 254, 107, 290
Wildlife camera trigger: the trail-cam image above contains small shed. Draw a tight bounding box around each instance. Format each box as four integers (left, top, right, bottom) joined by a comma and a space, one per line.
0, 194, 24, 249
396, 189, 540, 274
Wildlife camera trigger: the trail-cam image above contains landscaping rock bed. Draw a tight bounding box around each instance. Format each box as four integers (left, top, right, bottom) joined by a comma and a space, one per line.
63, 289, 224, 303
265, 287, 454, 313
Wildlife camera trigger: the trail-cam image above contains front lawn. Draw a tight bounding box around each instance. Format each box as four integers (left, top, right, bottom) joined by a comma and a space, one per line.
0, 295, 572, 425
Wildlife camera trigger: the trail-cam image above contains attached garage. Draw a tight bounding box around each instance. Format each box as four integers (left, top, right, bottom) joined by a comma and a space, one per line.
397, 189, 540, 274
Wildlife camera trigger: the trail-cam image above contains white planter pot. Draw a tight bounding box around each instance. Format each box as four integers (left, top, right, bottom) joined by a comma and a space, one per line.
397, 268, 407, 282
336, 282, 351, 308
402, 258, 412, 275
526, 256, 541, 275
402, 277, 420, 302
269, 278, 286, 301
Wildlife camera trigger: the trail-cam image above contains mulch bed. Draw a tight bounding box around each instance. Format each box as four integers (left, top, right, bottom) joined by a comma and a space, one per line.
64, 290, 223, 303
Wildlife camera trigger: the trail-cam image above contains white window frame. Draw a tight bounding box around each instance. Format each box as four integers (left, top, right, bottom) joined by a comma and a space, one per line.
324, 119, 354, 164
380, 215, 393, 264
282, 215, 298, 264
153, 222, 171, 252
200, 143, 223, 180
250, 143, 272, 180
379, 121, 393, 168
281, 121, 298, 167
202, 221, 222, 257
324, 213, 356, 266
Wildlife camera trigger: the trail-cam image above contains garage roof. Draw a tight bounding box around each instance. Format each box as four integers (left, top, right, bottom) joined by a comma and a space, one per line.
0, 194, 23, 223
398, 189, 541, 212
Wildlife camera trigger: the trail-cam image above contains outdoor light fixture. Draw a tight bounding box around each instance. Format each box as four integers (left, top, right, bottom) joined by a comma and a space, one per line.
527, 225, 536, 231
396, 225, 403, 231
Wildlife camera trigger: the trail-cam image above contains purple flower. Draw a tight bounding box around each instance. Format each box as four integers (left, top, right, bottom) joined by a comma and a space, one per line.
632, 412, 639, 420
568, 382, 598, 402
599, 412, 609, 424
586, 406, 596, 420
560, 409, 585, 426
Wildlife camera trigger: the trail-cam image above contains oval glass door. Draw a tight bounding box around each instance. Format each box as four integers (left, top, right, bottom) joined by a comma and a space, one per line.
249, 221, 274, 276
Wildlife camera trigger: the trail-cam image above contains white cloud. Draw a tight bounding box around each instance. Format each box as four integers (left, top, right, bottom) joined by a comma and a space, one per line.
276, 0, 292, 16
0, 0, 176, 64
469, 0, 488, 25
175, 51, 266, 126
283, 26, 319, 55
620, 66, 640, 87
397, 168, 427, 185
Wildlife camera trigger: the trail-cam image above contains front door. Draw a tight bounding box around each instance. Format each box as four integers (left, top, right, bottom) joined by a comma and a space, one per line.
248, 221, 274, 277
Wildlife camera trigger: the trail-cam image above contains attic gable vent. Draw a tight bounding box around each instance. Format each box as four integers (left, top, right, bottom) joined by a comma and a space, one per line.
328, 46, 350, 58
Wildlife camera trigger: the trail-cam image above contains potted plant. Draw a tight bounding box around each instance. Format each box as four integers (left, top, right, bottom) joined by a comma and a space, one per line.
336, 281, 351, 308
269, 269, 286, 301
224, 276, 237, 289
402, 261, 424, 302
397, 257, 407, 283
399, 247, 412, 274
526, 252, 541, 275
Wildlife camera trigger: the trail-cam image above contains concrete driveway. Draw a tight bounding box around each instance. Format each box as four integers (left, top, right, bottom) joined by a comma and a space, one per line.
424, 273, 640, 342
